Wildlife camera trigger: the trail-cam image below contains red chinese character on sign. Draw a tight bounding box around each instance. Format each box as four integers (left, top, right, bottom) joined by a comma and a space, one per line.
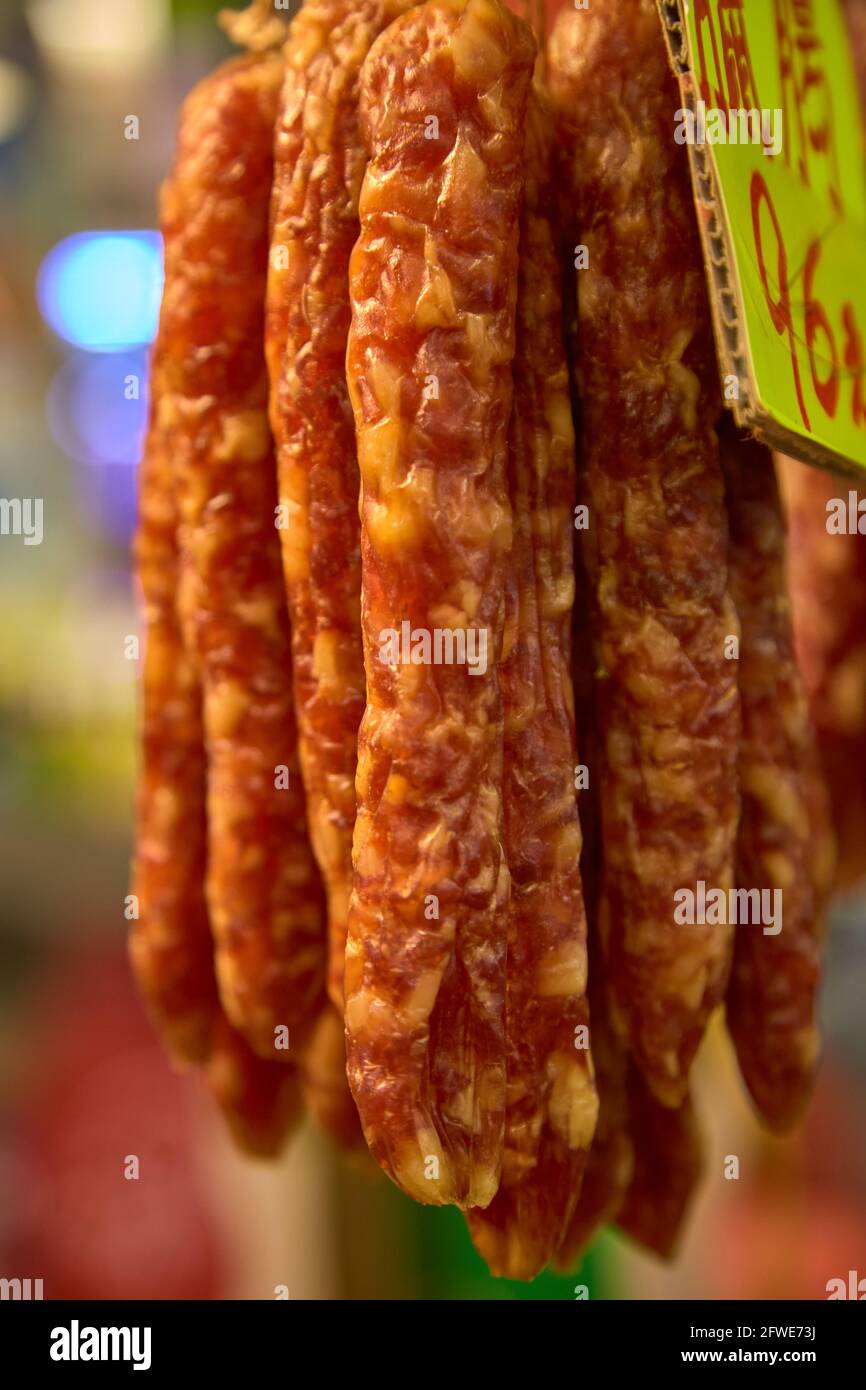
694, 0, 761, 111
842, 304, 866, 432
774, 0, 842, 211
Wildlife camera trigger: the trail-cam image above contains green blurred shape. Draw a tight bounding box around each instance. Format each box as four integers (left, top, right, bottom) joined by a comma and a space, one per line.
406, 1200, 618, 1301
171, 1, 227, 17
171, 0, 300, 18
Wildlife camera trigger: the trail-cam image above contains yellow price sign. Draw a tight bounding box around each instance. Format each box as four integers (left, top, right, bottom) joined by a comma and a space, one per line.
658, 0, 866, 475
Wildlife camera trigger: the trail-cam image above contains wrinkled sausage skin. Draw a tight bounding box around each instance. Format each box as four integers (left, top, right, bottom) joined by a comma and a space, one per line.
550, 0, 740, 1108
159, 53, 327, 1063
345, 0, 536, 1207
466, 90, 597, 1280
724, 427, 834, 1132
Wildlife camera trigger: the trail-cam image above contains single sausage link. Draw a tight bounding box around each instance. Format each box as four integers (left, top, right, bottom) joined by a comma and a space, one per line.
267, 0, 415, 1012
300, 1005, 371, 1153
206, 1011, 302, 1158
554, 938, 633, 1271
555, 427, 634, 1274
549, 0, 740, 1107
161, 52, 327, 1063
616, 1067, 703, 1259
466, 89, 597, 1279
129, 389, 218, 1067
777, 454, 866, 890
555, 734, 633, 1271
723, 426, 835, 1132
132, 51, 307, 1156
267, 0, 415, 1149
345, 0, 536, 1207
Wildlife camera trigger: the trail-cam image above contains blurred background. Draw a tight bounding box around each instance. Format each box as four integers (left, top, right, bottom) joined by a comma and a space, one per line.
1, 0, 866, 1301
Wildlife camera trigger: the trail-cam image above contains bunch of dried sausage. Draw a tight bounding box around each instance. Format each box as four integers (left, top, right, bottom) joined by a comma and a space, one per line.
130, 0, 845, 1281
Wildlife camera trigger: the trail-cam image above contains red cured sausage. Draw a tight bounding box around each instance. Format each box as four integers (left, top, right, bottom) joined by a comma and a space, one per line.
345, 0, 536, 1207
467, 88, 597, 1279
724, 427, 834, 1131
266, 0, 417, 1150
161, 53, 327, 1064
130, 382, 218, 1068
549, 0, 740, 1108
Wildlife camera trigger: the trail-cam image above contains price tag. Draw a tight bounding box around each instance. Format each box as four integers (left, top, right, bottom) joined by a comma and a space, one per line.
657, 0, 866, 475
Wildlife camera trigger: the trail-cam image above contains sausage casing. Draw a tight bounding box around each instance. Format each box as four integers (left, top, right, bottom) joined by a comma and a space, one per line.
160, 53, 326, 1062
266, 0, 413, 1010
723, 427, 834, 1131
549, 0, 740, 1107
266, 0, 417, 1148
345, 0, 535, 1207
129, 382, 218, 1067
466, 90, 597, 1278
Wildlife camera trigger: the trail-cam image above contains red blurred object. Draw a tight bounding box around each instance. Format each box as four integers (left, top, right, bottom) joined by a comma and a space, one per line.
709, 1069, 866, 1300
3, 946, 227, 1300
711, 1191, 866, 1301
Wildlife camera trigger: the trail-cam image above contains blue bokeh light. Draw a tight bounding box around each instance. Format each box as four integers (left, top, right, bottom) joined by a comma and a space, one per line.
47, 349, 150, 467
47, 349, 149, 546
37, 231, 163, 351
